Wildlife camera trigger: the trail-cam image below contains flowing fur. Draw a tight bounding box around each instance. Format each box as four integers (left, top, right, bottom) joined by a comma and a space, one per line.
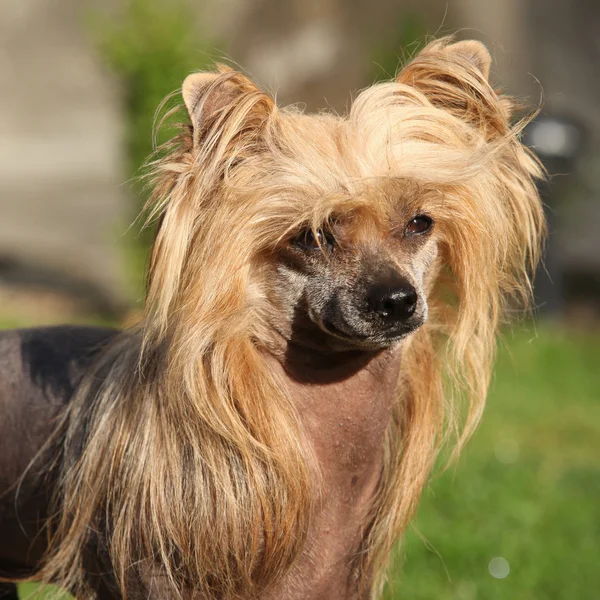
35, 38, 544, 599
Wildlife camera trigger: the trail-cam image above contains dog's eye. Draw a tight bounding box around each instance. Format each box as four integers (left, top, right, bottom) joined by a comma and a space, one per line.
405, 215, 433, 236
293, 229, 335, 252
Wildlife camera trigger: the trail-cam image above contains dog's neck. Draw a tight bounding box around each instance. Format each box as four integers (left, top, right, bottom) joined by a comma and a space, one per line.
264, 340, 403, 599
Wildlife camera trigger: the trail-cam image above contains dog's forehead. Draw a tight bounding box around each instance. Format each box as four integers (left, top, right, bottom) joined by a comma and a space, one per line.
269, 111, 437, 200
272, 111, 399, 188
268, 93, 488, 224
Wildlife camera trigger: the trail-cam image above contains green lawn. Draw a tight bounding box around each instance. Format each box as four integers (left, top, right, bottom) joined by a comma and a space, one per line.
385, 325, 600, 599
13, 324, 600, 599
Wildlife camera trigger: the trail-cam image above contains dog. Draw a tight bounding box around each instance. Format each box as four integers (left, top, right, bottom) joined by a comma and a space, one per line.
0, 38, 544, 599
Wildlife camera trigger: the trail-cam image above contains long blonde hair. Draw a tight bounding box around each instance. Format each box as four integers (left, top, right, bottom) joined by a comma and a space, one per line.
38, 38, 544, 599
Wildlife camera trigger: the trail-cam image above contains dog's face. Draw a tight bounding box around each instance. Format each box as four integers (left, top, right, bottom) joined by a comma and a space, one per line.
269, 185, 439, 351
181, 68, 454, 354
173, 39, 542, 360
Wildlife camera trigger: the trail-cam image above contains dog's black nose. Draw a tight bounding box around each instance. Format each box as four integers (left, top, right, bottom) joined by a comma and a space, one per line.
367, 283, 418, 322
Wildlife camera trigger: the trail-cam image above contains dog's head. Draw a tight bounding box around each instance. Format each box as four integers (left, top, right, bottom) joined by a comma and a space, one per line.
149, 38, 541, 361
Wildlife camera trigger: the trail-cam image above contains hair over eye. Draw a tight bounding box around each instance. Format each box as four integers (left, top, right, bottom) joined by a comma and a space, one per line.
292, 228, 335, 252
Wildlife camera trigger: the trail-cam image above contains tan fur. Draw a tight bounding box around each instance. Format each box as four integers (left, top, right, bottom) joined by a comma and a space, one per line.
35, 38, 544, 599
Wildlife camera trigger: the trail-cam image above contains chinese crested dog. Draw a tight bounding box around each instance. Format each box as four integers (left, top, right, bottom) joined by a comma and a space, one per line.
0, 38, 544, 599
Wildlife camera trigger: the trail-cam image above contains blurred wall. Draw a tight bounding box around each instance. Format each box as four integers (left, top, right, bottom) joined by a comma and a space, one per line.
455, 0, 600, 277
0, 0, 598, 314
206, 0, 443, 110
0, 0, 128, 310
525, 0, 600, 275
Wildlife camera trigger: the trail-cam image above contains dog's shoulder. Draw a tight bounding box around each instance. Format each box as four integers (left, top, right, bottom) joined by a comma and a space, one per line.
0, 325, 119, 405
0, 326, 119, 497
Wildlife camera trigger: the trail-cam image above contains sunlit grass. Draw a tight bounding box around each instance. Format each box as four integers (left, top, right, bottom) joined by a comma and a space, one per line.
12, 323, 600, 599
384, 324, 600, 599
17, 583, 68, 600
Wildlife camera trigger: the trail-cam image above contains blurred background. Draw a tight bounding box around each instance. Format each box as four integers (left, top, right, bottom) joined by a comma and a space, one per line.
1, 0, 598, 598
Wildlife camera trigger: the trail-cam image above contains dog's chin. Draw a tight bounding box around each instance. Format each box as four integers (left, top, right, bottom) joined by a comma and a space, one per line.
287, 305, 424, 354
320, 317, 423, 351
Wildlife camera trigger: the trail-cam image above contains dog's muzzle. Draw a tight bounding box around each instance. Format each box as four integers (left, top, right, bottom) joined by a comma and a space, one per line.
320, 274, 424, 348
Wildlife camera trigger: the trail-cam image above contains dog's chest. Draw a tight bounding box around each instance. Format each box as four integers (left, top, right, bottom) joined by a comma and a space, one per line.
269, 349, 401, 598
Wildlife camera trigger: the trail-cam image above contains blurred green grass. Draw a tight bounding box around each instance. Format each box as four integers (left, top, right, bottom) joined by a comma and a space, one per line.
16, 583, 66, 600
385, 325, 600, 599
13, 324, 600, 599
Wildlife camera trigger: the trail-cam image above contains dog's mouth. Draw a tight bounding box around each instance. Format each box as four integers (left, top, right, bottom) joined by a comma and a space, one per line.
308, 302, 421, 350
315, 291, 424, 347
320, 315, 421, 349
287, 296, 424, 353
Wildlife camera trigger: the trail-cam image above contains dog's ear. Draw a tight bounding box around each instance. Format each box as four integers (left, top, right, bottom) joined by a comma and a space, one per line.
182, 72, 223, 127
182, 68, 275, 148
397, 39, 508, 139
444, 40, 491, 80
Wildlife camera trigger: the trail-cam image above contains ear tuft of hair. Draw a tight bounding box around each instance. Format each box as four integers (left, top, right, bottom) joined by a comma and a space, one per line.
182, 67, 275, 148
397, 37, 507, 138
182, 71, 222, 121
445, 39, 492, 80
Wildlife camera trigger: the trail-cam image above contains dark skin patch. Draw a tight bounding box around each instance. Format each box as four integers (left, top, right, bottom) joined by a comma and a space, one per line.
0, 581, 19, 599
0, 326, 117, 582
19, 327, 116, 401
